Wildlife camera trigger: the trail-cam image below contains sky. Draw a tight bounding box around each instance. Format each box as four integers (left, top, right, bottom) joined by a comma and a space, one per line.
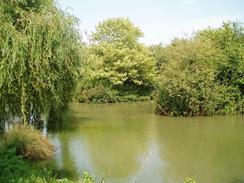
57, 0, 244, 45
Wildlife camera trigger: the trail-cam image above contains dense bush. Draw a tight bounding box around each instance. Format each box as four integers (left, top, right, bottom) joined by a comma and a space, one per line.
0, 0, 81, 123
3, 124, 54, 160
77, 83, 119, 103
155, 31, 243, 116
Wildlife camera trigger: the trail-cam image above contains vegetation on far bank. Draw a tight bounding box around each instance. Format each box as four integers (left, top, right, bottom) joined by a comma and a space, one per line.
0, 0, 243, 121
76, 18, 243, 116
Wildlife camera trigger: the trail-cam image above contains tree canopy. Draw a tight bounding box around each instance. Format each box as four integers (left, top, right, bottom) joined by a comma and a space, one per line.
91, 17, 143, 45
0, 0, 82, 123
89, 18, 155, 87
77, 18, 155, 103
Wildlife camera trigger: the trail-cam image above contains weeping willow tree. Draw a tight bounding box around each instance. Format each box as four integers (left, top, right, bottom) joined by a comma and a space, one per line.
0, 0, 82, 125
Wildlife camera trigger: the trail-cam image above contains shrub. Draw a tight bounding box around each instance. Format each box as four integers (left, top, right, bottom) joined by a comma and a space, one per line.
3, 124, 54, 160
184, 178, 197, 183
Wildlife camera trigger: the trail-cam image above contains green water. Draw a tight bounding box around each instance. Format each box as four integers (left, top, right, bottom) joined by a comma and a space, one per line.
48, 102, 244, 183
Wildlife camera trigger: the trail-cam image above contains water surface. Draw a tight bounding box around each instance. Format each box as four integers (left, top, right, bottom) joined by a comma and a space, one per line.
48, 102, 244, 183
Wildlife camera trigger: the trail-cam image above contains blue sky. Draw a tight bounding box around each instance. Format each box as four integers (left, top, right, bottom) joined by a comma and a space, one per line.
57, 0, 244, 45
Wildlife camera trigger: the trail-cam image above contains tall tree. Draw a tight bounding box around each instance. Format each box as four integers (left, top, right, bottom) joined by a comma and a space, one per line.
0, 0, 82, 123
88, 18, 155, 94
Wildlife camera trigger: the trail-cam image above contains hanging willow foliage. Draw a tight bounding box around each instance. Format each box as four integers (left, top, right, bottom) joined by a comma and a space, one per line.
0, 0, 82, 123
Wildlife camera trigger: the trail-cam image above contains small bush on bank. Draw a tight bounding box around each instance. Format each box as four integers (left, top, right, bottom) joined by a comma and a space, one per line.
3, 124, 54, 160
82, 172, 95, 183
184, 178, 197, 183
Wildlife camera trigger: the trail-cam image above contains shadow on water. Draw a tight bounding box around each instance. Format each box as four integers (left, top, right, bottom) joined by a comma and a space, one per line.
230, 178, 244, 183
47, 113, 95, 133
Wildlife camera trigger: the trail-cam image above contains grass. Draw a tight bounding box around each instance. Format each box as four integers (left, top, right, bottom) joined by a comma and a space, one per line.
2, 124, 54, 160
0, 147, 56, 183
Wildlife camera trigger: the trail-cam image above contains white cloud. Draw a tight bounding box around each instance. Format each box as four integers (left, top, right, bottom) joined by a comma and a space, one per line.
180, 0, 197, 6
139, 15, 239, 45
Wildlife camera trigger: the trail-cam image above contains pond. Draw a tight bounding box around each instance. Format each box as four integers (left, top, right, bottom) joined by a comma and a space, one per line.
48, 102, 244, 183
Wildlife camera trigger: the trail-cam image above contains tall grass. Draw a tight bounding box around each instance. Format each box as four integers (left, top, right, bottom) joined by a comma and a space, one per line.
3, 124, 54, 160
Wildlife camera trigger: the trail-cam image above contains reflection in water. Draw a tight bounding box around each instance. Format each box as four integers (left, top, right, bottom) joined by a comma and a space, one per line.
48, 102, 244, 183
155, 116, 244, 183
